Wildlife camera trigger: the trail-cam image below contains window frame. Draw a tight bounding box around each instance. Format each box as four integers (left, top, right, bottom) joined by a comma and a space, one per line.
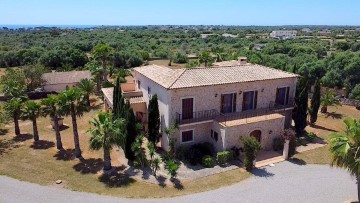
242, 90, 258, 111
275, 86, 290, 105
220, 92, 237, 114
180, 129, 194, 144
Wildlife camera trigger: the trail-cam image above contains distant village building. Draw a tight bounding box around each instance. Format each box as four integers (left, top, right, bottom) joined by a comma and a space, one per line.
42, 70, 92, 92
200, 33, 216, 39
253, 43, 267, 51
222, 33, 238, 38
301, 28, 312, 33
270, 30, 297, 39
318, 29, 332, 35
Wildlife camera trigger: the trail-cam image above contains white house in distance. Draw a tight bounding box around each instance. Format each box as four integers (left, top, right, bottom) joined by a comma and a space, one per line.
42, 70, 92, 92
102, 57, 298, 153
270, 30, 297, 39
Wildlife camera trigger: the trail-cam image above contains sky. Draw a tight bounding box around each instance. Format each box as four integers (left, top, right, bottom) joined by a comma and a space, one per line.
1, 0, 359, 26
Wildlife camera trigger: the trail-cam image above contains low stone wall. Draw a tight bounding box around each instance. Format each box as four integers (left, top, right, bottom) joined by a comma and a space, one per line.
339, 98, 360, 109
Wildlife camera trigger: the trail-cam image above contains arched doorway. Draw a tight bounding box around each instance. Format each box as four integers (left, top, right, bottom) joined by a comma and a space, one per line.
250, 130, 262, 142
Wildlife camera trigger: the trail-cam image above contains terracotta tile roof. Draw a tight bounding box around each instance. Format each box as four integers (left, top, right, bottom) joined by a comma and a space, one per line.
129, 96, 145, 104
42, 71, 91, 85
212, 60, 240, 67
134, 65, 185, 88
133, 64, 298, 89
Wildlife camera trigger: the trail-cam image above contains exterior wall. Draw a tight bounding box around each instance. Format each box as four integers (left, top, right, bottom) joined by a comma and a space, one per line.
43, 82, 77, 92
225, 117, 285, 151
121, 83, 136, 92
175, 122, 213, 147
134, 72, 172, 150
169, 77, 297, 121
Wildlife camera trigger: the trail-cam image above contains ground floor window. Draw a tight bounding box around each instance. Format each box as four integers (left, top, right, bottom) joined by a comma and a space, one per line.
181, 130, 194, 143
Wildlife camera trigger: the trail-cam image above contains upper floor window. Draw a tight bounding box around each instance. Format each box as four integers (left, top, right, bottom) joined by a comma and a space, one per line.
276, 87, 290, 105
221, 93, 236, 114
242, 90, 258, 111
147, 86, 151, 95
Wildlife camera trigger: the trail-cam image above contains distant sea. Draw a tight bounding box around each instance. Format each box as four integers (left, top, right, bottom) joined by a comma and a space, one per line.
0, 25, 99, 29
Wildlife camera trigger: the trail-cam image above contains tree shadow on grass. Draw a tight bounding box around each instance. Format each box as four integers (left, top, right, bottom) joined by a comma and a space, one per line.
73, 158, 104, 174
98, 167, 135, 188
324, 112, 343, 119
0, 129, 9, 136
310, 124, 337, 133
155, 175, 166, 188
12, 133, 33, 142
30, 140, 55, 150
172, 178, 184, 190
53, 149, 75, 161
288, 158, 307, 166
0, 139, 18, 155
251, 168, 275, 178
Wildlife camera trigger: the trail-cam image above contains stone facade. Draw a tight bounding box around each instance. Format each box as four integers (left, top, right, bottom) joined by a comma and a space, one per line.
135, 70, 297, 152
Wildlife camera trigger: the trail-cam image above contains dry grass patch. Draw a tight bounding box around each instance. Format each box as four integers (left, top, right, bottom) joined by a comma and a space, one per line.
0, 98, 250, 198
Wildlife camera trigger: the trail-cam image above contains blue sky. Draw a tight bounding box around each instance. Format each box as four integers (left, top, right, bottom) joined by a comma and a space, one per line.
1, 0, 359, 25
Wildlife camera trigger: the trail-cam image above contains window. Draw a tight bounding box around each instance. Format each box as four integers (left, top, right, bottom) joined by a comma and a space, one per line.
221, 93, 237, 113
242, 91, 258, 111
147, 86, 151, 94
210, 130, 218, 142
137, 80, 141, 90
276, 87, 290, 105
181, 130, 193, 143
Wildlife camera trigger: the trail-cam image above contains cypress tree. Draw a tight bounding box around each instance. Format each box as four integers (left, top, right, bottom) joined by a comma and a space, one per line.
292, 77, 309, 136
112, 77, 121, 119
310, 79, 321, 124
124, 105, 137, 161
148, 94, 160, 144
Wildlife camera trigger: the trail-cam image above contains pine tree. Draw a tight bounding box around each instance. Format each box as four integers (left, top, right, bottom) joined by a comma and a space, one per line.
292, 77, 308, 135
148, 94, 160, 144
124, 105, 137, 161
310, 79, 321, 124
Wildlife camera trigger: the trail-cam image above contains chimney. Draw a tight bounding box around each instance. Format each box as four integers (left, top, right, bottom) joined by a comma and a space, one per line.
238, 57, 247, 65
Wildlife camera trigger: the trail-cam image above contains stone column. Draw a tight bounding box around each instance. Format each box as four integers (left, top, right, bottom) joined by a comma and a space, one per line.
283, 140, 290, 160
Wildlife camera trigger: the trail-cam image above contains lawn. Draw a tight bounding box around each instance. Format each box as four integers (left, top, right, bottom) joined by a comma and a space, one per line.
0, 97, 250, 198
293, 104, 360, 165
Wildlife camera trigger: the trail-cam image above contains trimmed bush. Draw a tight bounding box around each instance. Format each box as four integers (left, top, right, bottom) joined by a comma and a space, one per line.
183, 142, 215, 165
202, 155, 214, 168
241, 136, 261, 171
216, 151, 232, 165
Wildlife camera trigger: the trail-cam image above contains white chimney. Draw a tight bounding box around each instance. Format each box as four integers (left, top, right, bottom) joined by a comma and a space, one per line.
238, 57, 248, 65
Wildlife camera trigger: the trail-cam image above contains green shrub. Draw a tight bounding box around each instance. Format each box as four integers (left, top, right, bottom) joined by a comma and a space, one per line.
272, 137, 285, 151
202, 155, 214, 168
305, 132, 317, 143
184, 142, 215, 165
216, 151, 232, 165
172, 52, 188, 64
101, 81, 114, 88
165, 159, 180, 181
241, 136, 261, 171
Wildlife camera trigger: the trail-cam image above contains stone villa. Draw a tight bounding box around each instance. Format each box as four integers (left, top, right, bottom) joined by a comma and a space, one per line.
270, 30, 297, 39
102, 58, 298, 152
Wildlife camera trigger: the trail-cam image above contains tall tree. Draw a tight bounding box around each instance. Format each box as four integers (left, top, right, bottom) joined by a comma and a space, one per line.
198, 51, 214, 67
21, 101, 41, 141
58, 88, 87, 158
77, 78, 95, 107
88, 112, 126, 170
85, 60, 103, 93
321, 90, 341, 113
292, 77, 308, 135
0, 68, 27, 99
41, 94, 63, 150
112, 77, 123, 119
124, 104, 137, 161
148, 94, 160, 144
330, 118, 360, 201
211, 47, 226, 62
23, 64, 47, 91
310, 79, 321, 124
92, 44, 113, 83
4, 98, 23, 135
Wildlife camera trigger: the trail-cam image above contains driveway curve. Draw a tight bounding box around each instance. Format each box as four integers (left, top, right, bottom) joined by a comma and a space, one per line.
0, 161, 356, 203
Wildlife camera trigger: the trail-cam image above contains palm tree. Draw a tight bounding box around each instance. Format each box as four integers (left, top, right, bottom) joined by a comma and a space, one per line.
321, 90, 341, 113
88, 112, 126, 170
58, 88, 87, 158
330, 118, 360, 201
92, 44, 113, 83
77, 78, 95, 107
211, 47, 226, 62
4, 98, 22, 135
41, 94, 63, 150
198, 51, 214, 67
21, 101, 41, 142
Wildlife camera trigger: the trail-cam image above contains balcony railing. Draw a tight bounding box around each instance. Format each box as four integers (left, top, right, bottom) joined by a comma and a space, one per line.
175, 98, 294, 125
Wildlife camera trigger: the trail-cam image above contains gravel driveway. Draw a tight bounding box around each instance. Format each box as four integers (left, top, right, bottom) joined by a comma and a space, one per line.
0, 161, 356, 203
